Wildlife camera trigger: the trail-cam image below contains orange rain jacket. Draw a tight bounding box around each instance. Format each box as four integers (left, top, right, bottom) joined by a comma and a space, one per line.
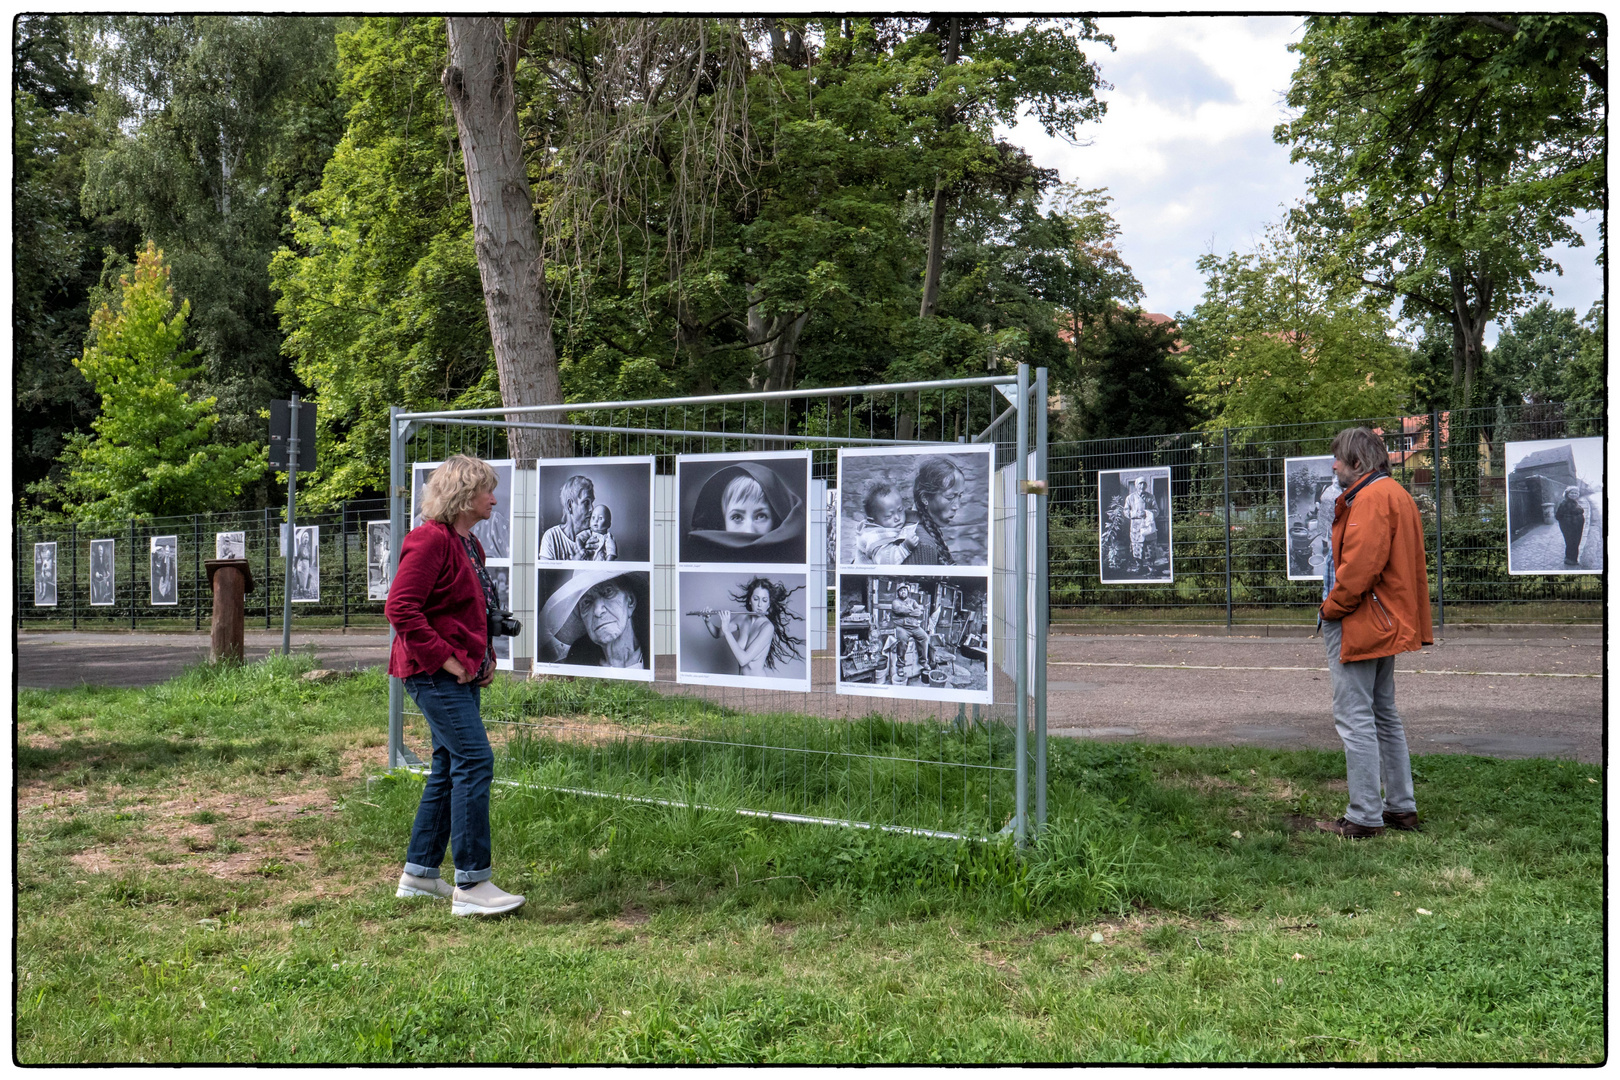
1321, 473, 1434, 662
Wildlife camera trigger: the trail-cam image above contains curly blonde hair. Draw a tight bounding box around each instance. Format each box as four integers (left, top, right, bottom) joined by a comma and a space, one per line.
420, 455, 497, 523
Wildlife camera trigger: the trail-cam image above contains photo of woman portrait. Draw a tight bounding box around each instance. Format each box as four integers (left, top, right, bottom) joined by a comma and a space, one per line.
837, 445, 992, 570
678, 453, 809, 566
677, 570, 810, 691
90, 539, 116, 606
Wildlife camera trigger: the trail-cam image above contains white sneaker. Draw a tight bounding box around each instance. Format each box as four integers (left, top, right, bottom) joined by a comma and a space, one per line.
451, 881, 526, 917
396, 871, 454, 899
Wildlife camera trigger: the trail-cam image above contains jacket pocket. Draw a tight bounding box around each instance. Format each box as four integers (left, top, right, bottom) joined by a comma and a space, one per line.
1342, 592, 1399, 658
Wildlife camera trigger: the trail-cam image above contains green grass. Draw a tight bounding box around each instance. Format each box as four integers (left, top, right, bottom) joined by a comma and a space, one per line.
16, 656, 1603, 1063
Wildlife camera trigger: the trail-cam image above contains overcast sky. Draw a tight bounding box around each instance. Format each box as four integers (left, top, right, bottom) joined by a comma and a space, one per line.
1001, 16, 1604, 341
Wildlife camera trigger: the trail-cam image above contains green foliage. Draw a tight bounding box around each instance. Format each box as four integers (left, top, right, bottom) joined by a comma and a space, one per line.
1277, 15, 1604, 402
1179, 226, 1412, 429
35, 244, 267, 519
1069, 310, 1196, 439
1487, 300, 1600, 406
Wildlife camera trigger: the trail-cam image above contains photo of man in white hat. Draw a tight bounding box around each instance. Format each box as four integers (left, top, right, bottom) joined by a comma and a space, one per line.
534, 567, 652, 680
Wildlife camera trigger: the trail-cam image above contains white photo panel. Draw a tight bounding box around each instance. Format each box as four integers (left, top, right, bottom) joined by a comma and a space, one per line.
1505, 436, 1603, 575
835, 572, 992, 704
676, 451, 811, 566
33, 542, 57, 607
471, 460, 515, 560
150, 535, 179, 605
366, 520, 392, 601
533, 567, 654, 682
215, 531, 246, 560
1283, 456, 1337, 582
535, 456, 655, 565
290, 525, 320, 603
676, 570, 812, 692
1098, 467, 1173, 584
488, 564, 513, 668
90, 539, 116, 606
410, 462, 436, 531
837, 444, 994, 571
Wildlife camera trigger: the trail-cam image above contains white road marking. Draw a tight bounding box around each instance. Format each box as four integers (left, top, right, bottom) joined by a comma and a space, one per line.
1049, 662, 1598, 678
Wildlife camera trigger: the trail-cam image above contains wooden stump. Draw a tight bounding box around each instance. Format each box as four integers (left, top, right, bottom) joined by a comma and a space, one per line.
205, 559, 255, 662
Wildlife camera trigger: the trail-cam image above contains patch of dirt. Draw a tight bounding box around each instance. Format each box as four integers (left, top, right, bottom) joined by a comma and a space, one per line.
613, 906, 651, 929
501, 717, 658, 749
34, 741, 389, 884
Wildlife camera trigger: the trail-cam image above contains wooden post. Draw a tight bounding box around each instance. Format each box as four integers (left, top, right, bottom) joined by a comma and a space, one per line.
206, 559, 255, 662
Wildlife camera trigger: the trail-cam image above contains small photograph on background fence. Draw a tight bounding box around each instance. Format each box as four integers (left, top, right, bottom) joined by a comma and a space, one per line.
90, 539, 115, 606
215, 531, 245, 560
1098, 467, 1172, 584
1284, 456, 1337, 581
1505, 437, 1604, 575
33, 542, 57, 607
291, 525, 320, 602
150, 535, 178, 605
366, 520, 391, 600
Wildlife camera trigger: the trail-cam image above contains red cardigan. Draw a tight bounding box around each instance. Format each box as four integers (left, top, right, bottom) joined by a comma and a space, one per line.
385, 520, 488, 678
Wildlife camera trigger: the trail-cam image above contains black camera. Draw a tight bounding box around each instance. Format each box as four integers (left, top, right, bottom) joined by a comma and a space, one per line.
488, 609, 522, 639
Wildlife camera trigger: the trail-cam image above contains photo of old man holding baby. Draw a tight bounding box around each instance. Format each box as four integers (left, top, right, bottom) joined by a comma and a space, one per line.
836, 446, 993, 570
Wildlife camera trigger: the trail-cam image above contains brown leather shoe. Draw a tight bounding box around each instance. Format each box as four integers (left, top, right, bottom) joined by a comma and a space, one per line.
1382, 810, 1420, 831
1315, 816, 1384, 839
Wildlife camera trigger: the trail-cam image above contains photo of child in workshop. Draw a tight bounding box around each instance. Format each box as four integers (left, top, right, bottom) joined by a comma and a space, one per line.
836, 574, 990, 703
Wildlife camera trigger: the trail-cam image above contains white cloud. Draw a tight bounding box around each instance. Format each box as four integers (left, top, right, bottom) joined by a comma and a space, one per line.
1002, 15, 1604, 331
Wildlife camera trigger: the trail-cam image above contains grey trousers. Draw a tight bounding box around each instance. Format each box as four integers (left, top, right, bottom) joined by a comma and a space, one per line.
1322, 618, 1417, 828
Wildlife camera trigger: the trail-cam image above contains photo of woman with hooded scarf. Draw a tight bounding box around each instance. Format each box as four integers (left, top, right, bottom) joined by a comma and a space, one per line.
677, 452, 810, 566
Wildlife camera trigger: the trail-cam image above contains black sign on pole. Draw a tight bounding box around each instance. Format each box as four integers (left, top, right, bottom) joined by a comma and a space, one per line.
269, 399, 318, 470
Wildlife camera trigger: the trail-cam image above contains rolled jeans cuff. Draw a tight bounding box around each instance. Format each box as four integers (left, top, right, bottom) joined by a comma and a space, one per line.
454, 867, 493, 886
402, 861, 442, 879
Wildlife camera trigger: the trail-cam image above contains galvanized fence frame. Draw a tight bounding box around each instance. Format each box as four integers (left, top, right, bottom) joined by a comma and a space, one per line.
386, 368, 1051, 844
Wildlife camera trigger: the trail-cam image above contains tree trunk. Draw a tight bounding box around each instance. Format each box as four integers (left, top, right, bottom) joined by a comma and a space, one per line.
1448, 264, 1492, 406
746, 289, 809, 392
442, 17, 567, 465
918, 18, 963, 320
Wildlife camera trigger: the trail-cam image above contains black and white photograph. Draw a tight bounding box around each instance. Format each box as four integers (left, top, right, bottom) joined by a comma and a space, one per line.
836, 574, 991, 704
536, 457, 654, 564
291, 525, 320, 603
677, 451, 809, 566
150, 535, 179, 605
533, 567, 654, 682
676, 570, 811, 692
215, 531, 246, 560
366, 520, 392, 601
1283, 456, 1338, 581
472, 460, 513, 559
410, 462, 435, 530
488, 565, 513, 665
837, 445, 993, 570
825, 484, 838, 588
1506, 437, 1604, 575
90, 539, 116, 606
1098, 467, 1173, 584
33, 542, 57, 606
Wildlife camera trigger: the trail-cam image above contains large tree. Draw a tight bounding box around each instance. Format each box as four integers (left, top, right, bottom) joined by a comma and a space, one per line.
77, 15, 345, 447
1277, 15, 1604, 407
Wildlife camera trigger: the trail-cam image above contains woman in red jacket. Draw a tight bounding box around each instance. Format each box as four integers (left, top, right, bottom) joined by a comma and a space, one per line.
385, 455, 524, 917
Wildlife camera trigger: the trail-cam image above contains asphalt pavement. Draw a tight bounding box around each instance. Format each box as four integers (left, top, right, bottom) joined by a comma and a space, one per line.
16, 626, 1603, 763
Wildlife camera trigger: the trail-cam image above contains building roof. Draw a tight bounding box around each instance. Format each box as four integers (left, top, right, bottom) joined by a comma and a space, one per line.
1511, 444, 1575, 474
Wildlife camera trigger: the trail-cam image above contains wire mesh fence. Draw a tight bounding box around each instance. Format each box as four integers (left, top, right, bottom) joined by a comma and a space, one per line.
392, 375, 1044, 841
1047, 399, 1604, 625
15, 499, 391, 630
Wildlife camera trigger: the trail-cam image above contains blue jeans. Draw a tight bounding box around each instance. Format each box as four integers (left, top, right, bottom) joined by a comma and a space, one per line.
401, 670, 494, 886
1322, 619, 1417, 828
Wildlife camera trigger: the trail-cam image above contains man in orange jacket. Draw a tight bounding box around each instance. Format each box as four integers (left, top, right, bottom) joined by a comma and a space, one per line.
1316, 427, 1434, 838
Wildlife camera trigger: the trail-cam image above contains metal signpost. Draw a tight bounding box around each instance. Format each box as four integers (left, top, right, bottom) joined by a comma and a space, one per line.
270, 395, 317, 656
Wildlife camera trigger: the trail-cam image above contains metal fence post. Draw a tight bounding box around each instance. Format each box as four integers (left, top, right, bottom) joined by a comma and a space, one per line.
342, 500, 350, 629
264, 506, 272, 630
1432, 408, 1445, 632
388, 407, 406, 770
71, 522, 78, 630
1013, 362, 1031, 849
1033, 365, 1049, 833
1222, 427, 1233, 627
193, 515, 202, 631
128, 517, 137, 630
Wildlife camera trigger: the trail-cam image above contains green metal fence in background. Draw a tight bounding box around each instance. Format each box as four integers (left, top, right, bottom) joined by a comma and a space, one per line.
15, 498, 390, 630
1047, 399, 1604, 626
